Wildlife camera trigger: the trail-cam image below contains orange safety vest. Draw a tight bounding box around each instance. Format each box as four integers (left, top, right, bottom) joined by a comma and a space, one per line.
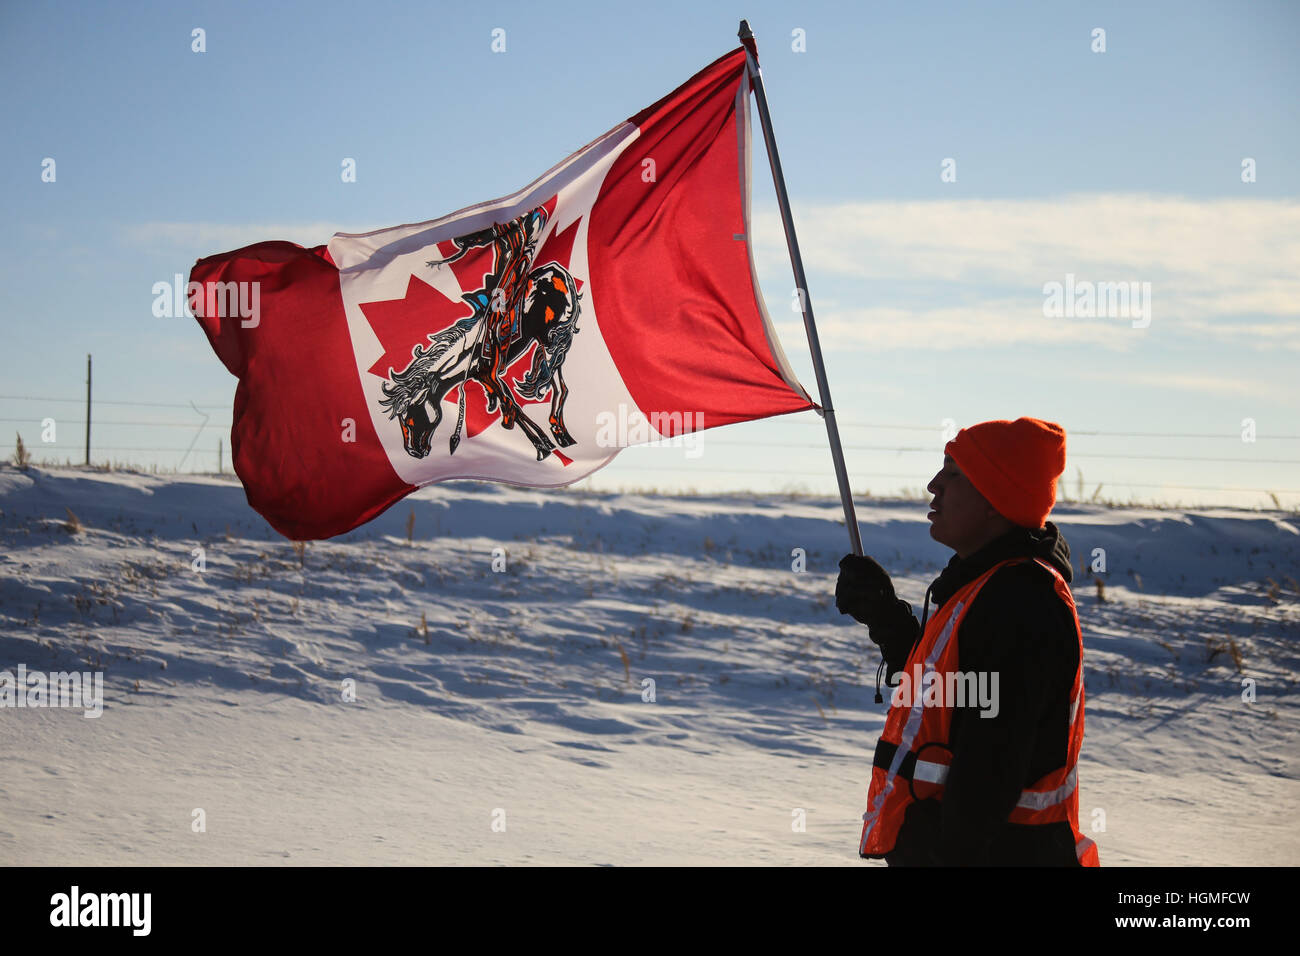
858, 557, 1100, 866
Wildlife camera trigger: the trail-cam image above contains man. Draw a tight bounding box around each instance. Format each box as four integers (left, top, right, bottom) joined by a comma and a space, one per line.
836, 417, 1099, 866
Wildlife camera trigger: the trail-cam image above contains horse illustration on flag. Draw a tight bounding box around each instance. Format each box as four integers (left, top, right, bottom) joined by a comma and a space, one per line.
374, 205, 582, 462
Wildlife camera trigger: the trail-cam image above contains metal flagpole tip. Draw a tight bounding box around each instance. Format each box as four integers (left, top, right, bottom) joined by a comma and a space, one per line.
738, 19, 758, 61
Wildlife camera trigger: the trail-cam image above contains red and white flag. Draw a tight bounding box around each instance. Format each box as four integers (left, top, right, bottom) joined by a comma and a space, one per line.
191, 47, 813, 539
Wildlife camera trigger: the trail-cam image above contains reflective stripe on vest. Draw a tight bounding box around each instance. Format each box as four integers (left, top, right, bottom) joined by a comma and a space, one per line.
1015, 765, 1078, 811
858, 557, 1099, 866
859, 602, 963, 853
1077, 833, 1100, 866
914, 760, 947, 787
872, 740, 1081, 812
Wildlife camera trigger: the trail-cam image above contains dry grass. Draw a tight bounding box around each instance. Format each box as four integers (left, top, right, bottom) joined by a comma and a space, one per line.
13, 433, 31, 470
1205, 636, 1247, 672
63, 507, 83, 534
1230, 638, 1245, 672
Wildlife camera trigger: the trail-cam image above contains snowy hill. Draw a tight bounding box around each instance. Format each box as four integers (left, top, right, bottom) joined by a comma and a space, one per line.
1, 466, 1297, 865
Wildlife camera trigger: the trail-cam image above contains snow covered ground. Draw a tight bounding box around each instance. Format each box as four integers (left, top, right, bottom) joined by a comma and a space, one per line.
1, 466, 1297, 865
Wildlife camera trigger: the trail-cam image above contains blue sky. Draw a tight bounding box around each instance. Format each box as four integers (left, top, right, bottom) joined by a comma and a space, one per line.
2, 0, 1297, 509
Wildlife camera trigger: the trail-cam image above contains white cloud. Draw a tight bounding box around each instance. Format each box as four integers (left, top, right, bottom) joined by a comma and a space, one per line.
754, 194, 1300, 350
1066, 368, 1290, 401
773, 299, 1146, 352
120, 221, 383, 254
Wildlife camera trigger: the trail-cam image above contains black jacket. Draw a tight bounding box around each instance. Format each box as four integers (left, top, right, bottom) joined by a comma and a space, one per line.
869, 522, 1082, 866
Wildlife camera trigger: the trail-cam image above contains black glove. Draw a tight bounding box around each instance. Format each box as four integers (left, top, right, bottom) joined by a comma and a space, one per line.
835, 553, 898, 626
837, 555, 922, 695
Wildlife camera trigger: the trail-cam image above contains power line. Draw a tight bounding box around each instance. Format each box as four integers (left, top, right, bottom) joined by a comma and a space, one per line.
576, 465, 1300, 494
4, 452, 1295, 495
771, 419, 1300, 440
697, 439, 1300, 464
10, 439, 1296, 466
4, 395, 1298, 439
2, 446, 219, 453
0, 418, 231, 429
3, 415, 1292, 458
0, 395, 230, 410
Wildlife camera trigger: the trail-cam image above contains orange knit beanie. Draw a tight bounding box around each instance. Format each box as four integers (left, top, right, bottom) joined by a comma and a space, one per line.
944, 417, 1067, 529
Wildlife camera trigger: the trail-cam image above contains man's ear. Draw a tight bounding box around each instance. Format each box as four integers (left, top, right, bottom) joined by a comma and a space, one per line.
982, 498, 1010, 526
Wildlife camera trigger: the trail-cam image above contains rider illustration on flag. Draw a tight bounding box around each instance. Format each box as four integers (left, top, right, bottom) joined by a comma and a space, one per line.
374, 204, 582, 463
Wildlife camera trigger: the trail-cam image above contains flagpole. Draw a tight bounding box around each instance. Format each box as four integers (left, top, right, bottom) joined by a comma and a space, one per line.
738, 19, 864, 556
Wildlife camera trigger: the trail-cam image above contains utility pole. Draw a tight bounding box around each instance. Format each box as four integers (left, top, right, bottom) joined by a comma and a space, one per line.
84, 354, 91, 467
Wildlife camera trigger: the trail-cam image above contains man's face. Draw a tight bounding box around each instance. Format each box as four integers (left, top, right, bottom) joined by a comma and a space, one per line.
926, 456, 1002, 557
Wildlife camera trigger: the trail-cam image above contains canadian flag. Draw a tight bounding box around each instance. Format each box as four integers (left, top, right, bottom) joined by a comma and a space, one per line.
191, 47, 813, 540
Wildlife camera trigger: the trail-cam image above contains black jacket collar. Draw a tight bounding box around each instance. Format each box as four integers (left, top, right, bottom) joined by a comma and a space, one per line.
929, 521, 1072, 613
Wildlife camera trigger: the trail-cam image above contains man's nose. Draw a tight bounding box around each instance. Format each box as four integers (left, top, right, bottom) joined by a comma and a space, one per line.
926, 472, 942, 494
